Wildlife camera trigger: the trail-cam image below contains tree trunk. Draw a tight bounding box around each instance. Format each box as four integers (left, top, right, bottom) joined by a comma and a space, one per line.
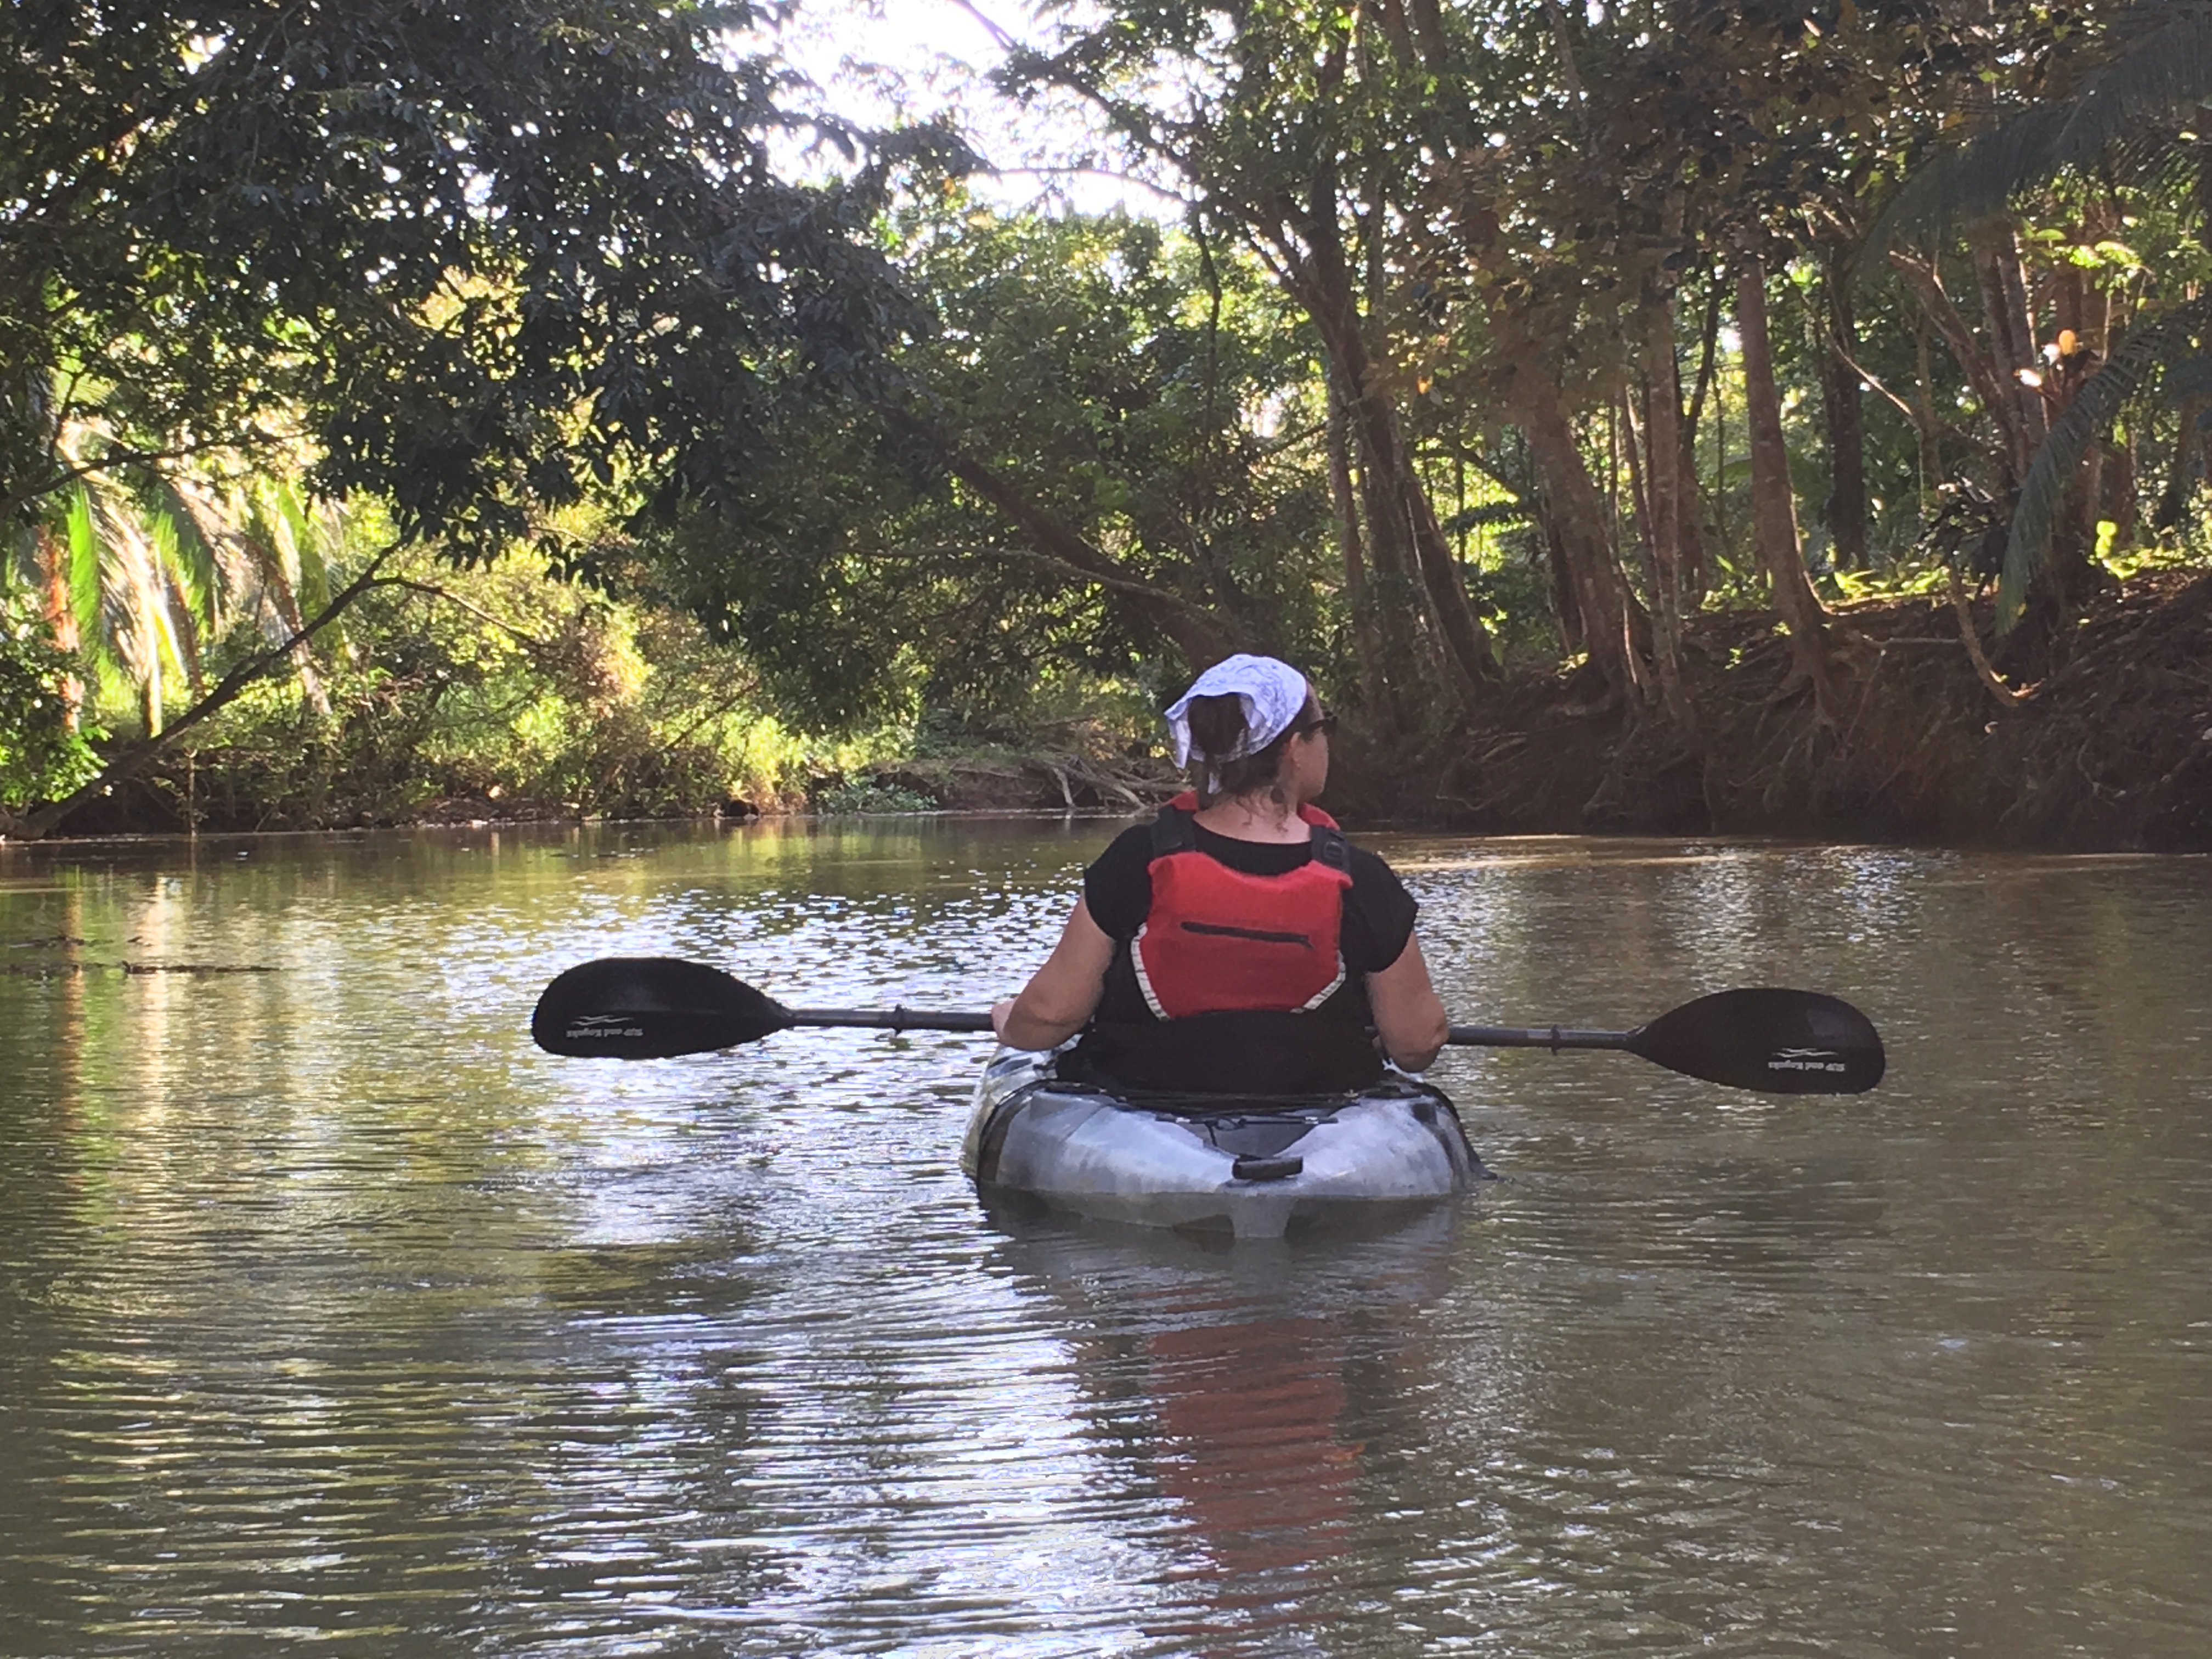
32, 527, 84, 731
1912, 313, 1944, 507
1818, 247, 1869, 571
1516, 375, 1651, 704
2154, 397, 2207, 531
1679, 281, 1723, 605
1638, 303, 1697, 732
2010, 258, 2115, 623
2050, 270, 2125, 601
1292, 216, 1498, 707
1407, 0, 1449, 70
1325, 370, 1403, 731
1541, 510, 1585, 656
1735, 258, 1839, 713
1968, 218, 2048, 479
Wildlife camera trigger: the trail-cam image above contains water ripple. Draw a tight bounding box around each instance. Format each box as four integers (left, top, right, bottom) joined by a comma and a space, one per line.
3, 823, 2210, 1655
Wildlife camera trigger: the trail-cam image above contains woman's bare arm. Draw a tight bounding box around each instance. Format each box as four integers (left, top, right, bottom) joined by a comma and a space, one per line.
1368, 934, 1449, 1071
991, 897, 1115, 1049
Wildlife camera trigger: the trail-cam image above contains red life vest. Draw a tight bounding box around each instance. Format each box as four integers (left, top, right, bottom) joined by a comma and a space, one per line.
1132, 792, 1354, 1020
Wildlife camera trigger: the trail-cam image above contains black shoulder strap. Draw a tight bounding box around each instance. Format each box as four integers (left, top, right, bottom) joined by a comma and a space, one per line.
1153, 805, 1347, 867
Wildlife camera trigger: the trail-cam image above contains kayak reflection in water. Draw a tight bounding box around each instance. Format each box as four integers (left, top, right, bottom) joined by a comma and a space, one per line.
985, 1211, 1466, 1643
990, 654, 1449, 1095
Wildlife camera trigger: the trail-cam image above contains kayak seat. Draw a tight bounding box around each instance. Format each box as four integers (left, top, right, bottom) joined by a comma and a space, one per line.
1195, 1114, 1328, 1160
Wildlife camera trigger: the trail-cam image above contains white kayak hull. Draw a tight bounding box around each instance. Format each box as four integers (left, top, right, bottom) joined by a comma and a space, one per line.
961, 1050, 1485, 1239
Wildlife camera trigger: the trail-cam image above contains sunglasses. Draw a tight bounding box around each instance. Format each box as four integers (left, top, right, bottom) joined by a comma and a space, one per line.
1293, 707, 1339, 739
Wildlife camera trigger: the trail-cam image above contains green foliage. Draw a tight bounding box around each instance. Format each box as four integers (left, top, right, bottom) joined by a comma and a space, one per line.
1831, 561, 1954, 603
145, 548, 902, 828
13, 0, 2212, 835
814, 780, 938, 815
1459, 544, 1562, 665
0, 595, 102, 810
1865, 7, 2212, 263
1, 0, 937, 554
2002, 295, 2212, 625
637, 201, 1338, 727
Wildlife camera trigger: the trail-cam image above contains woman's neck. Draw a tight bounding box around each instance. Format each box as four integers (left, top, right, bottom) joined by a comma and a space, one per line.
1193, 789, 1307, 844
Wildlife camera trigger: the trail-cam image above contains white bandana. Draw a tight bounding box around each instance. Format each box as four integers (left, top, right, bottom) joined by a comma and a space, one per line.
1163, 654, 1311, 767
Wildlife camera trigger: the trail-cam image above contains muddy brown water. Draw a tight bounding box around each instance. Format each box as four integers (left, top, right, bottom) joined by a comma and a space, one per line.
2, 819, 2208, 1657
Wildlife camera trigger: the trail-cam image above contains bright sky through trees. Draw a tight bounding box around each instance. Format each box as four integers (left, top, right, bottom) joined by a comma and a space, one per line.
766, 0, 1172, 215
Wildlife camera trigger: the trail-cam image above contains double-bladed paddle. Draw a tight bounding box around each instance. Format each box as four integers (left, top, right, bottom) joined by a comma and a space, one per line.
530, 957, 1884, 1095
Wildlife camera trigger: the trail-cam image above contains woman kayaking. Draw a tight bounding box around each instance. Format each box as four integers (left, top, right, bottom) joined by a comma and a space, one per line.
990, 653, 1449, 1094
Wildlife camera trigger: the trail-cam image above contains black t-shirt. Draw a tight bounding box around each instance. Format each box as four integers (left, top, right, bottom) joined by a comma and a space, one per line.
1070, 815, 1415, 1092
1083, 819, 1418, 974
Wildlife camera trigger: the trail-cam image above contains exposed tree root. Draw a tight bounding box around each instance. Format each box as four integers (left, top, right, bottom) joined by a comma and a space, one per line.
1944, 565, 2037, 710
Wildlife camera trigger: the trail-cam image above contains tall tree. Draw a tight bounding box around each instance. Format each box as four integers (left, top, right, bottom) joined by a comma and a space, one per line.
1, 0, 928, 835
1004, 3, 1505, 717
1736, 257, 1842, 712
1, 0, 918, 544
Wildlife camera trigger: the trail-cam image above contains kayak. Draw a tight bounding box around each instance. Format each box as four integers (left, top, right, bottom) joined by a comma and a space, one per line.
961, 1049, 1488, 1239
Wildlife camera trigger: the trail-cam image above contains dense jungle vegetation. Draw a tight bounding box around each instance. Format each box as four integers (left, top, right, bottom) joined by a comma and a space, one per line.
7, 0, 2212, 845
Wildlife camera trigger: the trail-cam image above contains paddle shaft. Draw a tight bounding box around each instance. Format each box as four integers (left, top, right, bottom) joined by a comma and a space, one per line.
785, 1006, 997, 1034
1449, 1023, 1634, 1052
791, 1012, 1631, 1046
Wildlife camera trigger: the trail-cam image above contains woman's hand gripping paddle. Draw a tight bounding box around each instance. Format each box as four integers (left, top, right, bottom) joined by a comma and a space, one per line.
533, 959, 1883, 1096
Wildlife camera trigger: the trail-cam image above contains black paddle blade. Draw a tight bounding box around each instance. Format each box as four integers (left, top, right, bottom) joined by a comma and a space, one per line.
531, 957, 793, 1059
1626, 988, 1885, 1095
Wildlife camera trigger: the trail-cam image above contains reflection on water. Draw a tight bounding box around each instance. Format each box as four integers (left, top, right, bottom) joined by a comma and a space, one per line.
2, 820, 2209, 1656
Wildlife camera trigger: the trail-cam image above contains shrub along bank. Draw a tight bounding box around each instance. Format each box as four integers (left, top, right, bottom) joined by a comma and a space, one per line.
13, 551, 923, 836
13, 546, 2212, 849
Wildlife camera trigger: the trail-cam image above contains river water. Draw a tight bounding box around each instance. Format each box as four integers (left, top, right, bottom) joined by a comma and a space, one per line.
1, 819, 2207, 1658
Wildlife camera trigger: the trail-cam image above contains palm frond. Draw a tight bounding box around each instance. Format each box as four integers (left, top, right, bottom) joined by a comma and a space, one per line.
1864, 3, 2212, 266
2051, 4, 2212, 174
1999, 295, 2212, 628
63, 487, 101, 648
273, 482, 325, 608
1862, 105, 2072, 264
145, 481, 222, 634
91, 497, 165, 689
145, 507, 211, 696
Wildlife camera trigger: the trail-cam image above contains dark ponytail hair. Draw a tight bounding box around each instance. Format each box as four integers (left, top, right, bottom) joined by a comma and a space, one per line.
1185, 692, 1320, 808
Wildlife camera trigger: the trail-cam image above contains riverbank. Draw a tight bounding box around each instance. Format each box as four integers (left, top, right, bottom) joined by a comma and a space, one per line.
22, 571, 2212, 851
1383, 567, 2212, 851
34, 736, 1182, 837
